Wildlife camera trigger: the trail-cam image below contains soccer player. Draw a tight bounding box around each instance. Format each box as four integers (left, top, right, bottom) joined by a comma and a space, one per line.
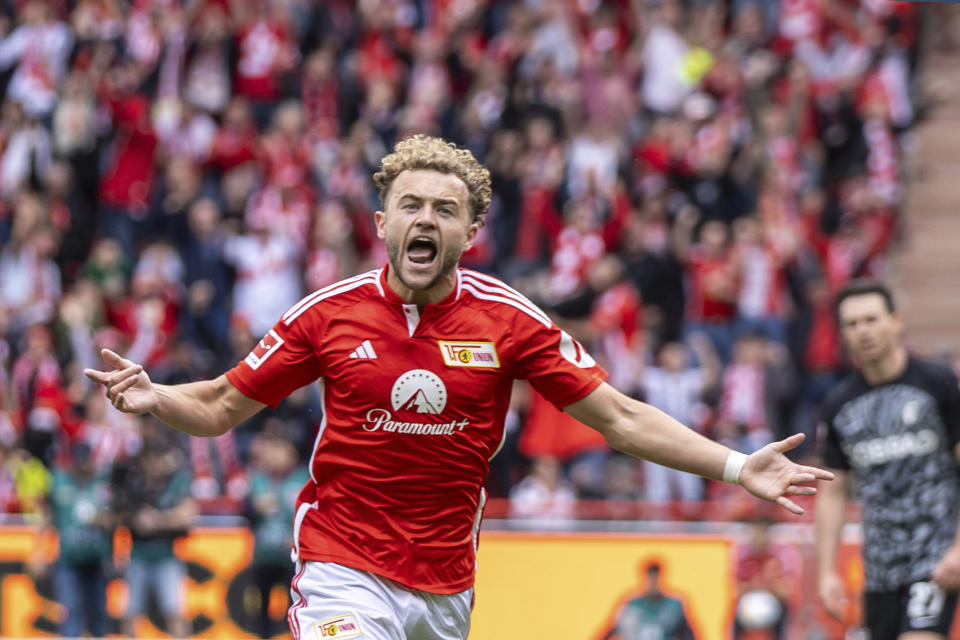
86, 135, 832, 640
815, 279, 960, 640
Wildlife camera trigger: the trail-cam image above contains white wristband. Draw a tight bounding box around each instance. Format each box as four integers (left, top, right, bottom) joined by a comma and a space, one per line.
723, 451, 748, 484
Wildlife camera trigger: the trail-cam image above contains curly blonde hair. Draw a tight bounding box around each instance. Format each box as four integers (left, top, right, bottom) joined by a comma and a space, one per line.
373, 135, 492, 226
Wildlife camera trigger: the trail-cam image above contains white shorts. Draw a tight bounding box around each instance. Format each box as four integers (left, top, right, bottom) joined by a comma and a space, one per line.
288, 561, 473, 640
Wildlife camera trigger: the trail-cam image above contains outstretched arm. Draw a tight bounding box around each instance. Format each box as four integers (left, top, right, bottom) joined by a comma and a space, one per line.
564, 382, 833, 514
84, 348, 265, 437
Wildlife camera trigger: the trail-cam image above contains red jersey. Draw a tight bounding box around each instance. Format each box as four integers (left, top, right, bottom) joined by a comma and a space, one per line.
226, 267, 607, 594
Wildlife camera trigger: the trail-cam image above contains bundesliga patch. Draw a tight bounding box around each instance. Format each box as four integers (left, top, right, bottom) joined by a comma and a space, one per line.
439, 341, 500, 368
244, 329, 284, 370
315, 612, 362, 639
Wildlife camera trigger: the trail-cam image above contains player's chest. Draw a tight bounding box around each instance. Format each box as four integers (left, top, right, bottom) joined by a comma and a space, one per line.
320, 309, 509, 417
835, 385, 945, 468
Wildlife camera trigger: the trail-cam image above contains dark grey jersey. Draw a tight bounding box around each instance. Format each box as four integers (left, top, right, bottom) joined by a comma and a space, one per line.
821, 357, 960, 591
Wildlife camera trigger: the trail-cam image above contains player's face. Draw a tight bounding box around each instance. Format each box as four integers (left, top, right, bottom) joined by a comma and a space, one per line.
376, 169, 478, 301
838, 293, 903, 365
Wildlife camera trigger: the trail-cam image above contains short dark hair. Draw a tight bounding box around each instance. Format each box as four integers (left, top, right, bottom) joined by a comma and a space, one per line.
835, 279, 896, 315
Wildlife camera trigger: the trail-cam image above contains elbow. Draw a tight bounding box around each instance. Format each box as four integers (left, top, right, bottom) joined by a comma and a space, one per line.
600, 396, 647, 454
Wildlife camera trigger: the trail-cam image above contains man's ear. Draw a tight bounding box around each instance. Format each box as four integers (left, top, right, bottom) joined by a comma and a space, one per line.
462, 221, 479, 251
375, 210, 386, 239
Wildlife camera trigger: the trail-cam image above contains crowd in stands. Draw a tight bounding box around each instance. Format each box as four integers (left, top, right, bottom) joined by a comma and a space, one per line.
0, 0, 925, 529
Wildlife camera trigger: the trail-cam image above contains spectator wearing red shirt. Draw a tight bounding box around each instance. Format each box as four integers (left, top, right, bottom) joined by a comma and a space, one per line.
730, 215, 795, 345
208, 97, 259, 174
232, 1, 297, 128
673, 208, 738, 362
11, 324, 66, 466
96, 62, 158, 258
791, 276, 843, 456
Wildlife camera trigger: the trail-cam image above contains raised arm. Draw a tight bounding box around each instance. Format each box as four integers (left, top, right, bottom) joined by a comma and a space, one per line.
84, 348, 265, 437
564, 382, 833, 514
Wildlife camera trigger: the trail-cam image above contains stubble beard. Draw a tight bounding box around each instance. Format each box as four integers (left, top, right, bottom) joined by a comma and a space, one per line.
386, 239, 463, 292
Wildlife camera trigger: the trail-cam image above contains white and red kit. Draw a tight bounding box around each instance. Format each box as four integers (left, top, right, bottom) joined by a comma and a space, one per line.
226, 267, 607, 594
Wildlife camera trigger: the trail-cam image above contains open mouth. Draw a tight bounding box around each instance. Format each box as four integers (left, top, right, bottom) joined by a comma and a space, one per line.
406, 236, 438, 265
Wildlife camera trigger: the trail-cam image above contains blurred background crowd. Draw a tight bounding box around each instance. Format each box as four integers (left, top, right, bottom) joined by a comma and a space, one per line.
0, 0, 933, 635
0, 0, 928, 573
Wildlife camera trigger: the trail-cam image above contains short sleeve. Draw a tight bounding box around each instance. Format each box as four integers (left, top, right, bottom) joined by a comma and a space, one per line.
225, 311, 325, 409
934, 364, 960, 449
820, 415, 850, 470
510, 317, 607, 410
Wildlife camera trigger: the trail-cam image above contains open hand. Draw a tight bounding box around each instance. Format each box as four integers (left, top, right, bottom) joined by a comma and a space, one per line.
740, 433, 835, 515
932, 544, 960, 591
818, 570, 848, 620
84, 348, 157, 415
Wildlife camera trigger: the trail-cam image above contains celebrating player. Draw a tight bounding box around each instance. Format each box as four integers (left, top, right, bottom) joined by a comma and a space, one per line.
86, 135, 833, 640
816, 280, 960, 640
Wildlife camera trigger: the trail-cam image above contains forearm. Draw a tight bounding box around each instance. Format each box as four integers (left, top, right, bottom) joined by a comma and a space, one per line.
151, 375, 249, 437
814, 480, 847, 576
594, 393, 733, 480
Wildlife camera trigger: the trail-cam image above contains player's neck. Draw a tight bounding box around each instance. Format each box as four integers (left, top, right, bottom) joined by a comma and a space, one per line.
385, 268, 457, 309
861, 346, 908, 386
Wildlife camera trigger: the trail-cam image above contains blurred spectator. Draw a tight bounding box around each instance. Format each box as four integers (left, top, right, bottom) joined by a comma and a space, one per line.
97, 60, 159, 257
224, 218, 302, 337
673, 210, 737, 362
232, 1, 298, 127
113, 437, 194, 638
0, 0, 72, 120
517, 388, 610, 499
639, 335, 720, 506
509, 455, 576, 521
713, 333, 785, 454
0, 435, 50, 514
733, 518, 802, 640
35, 441, 113, 638
11, 324, 66, 466
585, 256, 645, 396
0, 0, 928, 524
790, 276, 843, 452
0, 193, 61, 336
246, 428, 309, 639
180, 198, 234, 356
640, 0, 692, 115
730, 215, 795, 344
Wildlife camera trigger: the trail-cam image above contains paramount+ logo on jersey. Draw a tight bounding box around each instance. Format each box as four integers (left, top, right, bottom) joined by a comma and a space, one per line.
361, 369, 470, 436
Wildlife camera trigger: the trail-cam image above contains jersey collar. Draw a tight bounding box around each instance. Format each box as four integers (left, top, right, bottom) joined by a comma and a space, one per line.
378, 264, 464, 306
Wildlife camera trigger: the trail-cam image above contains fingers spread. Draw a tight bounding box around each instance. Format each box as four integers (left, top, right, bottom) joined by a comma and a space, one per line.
111, 372, 141, 395
109, 364, 142, 387
804, 466, 836, 480
102, 348, 134, 370
786, 485, 817, 496
84, 368, 110, 385
776, 496, 804, 515
772, 433, 805, 453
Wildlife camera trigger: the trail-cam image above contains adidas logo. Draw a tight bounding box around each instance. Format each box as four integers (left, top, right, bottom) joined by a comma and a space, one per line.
349, 340, 378, 359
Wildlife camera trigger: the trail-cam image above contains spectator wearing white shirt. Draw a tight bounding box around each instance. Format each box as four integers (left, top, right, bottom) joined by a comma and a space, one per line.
640, 335, 719, 504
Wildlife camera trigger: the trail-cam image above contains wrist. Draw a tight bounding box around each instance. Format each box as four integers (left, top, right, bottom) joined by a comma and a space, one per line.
723, 450, 748, 484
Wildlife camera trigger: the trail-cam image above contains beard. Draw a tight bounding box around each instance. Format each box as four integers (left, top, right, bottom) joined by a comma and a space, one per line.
385, 237, 463, 292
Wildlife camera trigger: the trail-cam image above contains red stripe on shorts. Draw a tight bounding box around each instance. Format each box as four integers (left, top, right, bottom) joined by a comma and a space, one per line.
288, 563, 308, 640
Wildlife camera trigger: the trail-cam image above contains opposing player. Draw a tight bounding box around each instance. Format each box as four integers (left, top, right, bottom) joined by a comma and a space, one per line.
86, 135, 832, 640
815, 280, 960, 640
